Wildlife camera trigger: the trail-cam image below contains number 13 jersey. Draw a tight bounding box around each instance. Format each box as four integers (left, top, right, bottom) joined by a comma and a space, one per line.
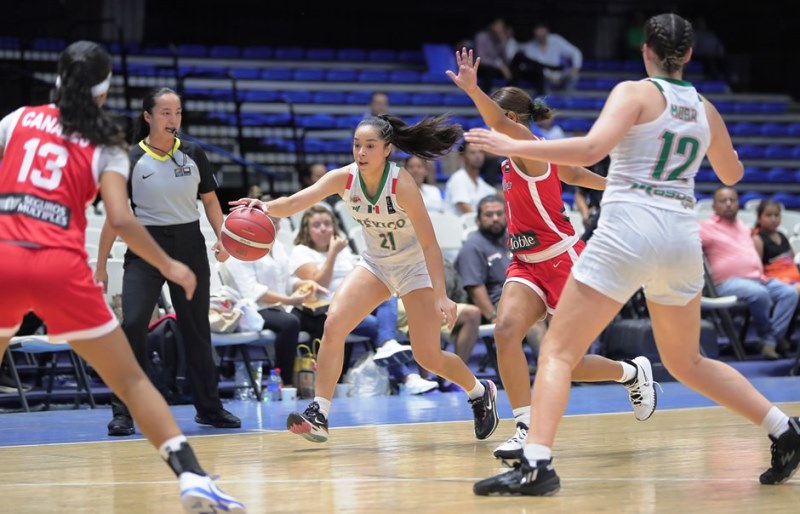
342, 161, 424, 265
0, 104, 128, 255
603, 77, 710, 213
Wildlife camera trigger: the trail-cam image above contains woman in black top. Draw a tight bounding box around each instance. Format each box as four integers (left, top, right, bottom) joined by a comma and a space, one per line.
95, 87, 240, 436
753, 198, 800, 290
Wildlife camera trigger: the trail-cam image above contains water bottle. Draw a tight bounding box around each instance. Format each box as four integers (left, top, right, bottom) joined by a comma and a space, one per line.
234, 361, 252, 400
266, 368, 283, 402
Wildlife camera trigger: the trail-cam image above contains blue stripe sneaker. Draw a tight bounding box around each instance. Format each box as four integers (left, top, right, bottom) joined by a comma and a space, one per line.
179, 472, 246, 513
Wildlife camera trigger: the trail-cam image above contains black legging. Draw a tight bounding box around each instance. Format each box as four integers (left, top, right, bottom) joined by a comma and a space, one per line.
111, 221, 222, 417
258, 308, 301, 385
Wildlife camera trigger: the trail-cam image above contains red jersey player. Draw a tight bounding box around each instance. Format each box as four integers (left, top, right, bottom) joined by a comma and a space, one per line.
448, 47, 658, 459
0, 41, 245, 513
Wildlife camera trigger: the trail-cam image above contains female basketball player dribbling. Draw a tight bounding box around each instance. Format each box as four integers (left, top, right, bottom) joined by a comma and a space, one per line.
466, 13, 800, 495
0, 41, 245, 513
231, 115, 500, 443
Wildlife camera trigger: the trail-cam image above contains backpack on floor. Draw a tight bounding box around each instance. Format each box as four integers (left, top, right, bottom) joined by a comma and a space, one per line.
146, 314, 191, 405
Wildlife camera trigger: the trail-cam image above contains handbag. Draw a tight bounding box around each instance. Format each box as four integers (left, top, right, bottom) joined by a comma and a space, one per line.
209, 310, 241, 333
293, 340, 319, 399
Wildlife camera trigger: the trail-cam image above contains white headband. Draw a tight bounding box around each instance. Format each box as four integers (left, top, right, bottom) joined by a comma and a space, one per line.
55, 72, 112, 97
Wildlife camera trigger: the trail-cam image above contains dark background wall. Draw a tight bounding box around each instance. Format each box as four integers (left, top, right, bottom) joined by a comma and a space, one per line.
0, 0, 795, 99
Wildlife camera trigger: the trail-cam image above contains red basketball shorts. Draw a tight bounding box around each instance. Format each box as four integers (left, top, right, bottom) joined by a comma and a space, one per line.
0, 244, 118, 340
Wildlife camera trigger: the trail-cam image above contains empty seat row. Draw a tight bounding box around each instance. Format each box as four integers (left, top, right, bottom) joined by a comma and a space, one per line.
695, 167, 800, 184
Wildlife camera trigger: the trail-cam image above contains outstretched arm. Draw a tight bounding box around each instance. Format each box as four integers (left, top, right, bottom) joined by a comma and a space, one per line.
558, 165, 607, 190
229, 167, 350, 217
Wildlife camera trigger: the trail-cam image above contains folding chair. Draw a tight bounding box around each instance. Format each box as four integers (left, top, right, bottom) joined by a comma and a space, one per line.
701, 257, 749, 360
5, 336, 96, 412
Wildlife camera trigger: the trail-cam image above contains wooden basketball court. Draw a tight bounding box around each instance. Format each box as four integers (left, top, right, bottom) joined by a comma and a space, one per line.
0, 402, 797, 513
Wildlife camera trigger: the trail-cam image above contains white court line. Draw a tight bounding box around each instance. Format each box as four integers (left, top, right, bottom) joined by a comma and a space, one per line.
0, 475, 764, 488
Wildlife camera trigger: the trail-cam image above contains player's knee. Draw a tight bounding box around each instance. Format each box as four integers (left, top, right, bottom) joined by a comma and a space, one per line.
413, 348, 442, 373
494, 317, 528, 350
661, 352, 702, 380
461, 305, 481, 325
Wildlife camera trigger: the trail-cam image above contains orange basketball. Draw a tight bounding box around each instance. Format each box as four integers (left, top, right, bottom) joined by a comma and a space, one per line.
221, 207, 276, 261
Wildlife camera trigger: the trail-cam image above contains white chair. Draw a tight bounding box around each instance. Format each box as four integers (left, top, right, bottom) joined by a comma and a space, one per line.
790, 236, 800, 255
85, 227, 102, 247
737, 210, 757, 229
86, 215, 107, 230
778, 210, 800, 235
85, 243, 99, 261
459, 212, 477, 231
743, 198, 761, 212
462, 225, 478, 242
794, 222, 800, 236
334, 200, 360, 234
429, 212, 464, 261
695, 198, 714, 214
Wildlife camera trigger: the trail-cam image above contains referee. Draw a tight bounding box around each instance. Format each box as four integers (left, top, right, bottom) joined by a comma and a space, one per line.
95, 87, 240, 436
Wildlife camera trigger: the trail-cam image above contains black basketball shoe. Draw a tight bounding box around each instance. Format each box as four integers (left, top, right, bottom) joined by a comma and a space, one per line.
470, 379, 499, 440
760, 417, 800, 485
287, 401, 329, 443
473, 457, 560, 496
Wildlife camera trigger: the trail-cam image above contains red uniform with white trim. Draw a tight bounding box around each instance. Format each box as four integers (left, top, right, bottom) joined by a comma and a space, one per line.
501, 154, 583, 315
0, 104, 128, 340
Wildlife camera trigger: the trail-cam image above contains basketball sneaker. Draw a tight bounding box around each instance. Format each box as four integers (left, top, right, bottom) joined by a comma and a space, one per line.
403, 373, 439, 395
624, 356, 658, 421
470, 380, 499, 440
179, 472, 247, 513
473, 456, 560, 496
493, 422, 528, 460
373, 339, 414, 367
760, 417, 800, 485
287, 401, 329, 443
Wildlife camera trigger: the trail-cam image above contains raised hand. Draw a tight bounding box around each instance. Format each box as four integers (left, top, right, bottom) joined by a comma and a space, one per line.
445, 47, 481, 93
464, 128, 519, 156
228, 197, 268, 214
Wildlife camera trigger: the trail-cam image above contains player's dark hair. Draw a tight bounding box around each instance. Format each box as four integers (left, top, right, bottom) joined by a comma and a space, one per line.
358, 114, 462, 160
490, 87, 553, 127
54, 40, 126, 148
754, 198, 783, 230
133, 87, 180, 143
294, 204, 340, 249
644, 13, 694, 73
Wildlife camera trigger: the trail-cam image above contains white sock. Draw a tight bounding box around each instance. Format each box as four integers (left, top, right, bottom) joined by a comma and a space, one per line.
761, 406, 790, 438
466, 379, 485, 400
158, 434, 187, 461
513, 406, 531, 427
616, 361, 638, 383
314, 396, 331, 419
523, 443, 552, 464
381, 338, 398, 347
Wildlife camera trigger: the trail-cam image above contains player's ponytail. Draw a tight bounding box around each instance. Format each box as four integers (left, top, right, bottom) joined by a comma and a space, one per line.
55, 40, 126, 148
644, 13, 694, 74
490, 87, 553, 126
359, 114, 462, 160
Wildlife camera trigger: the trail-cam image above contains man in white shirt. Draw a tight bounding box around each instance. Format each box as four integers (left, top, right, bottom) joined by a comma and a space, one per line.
444, 142, 495, 216
507, 22, 583, 93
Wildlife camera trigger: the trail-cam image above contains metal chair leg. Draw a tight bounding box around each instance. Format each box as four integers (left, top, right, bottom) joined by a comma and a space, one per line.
5, 349, 29, 413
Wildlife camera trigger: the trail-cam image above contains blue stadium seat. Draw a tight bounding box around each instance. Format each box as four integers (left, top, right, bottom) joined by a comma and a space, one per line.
595, 78, 619, 90
186, 65, 227, 78
358, 70, 389, 82
623, 60, 645, 72
787, 123, 800, 137
141, 46, 172, 57
696, 81, 726, 94
229, 67, 260, 80
323, 139, 353, 153
293, 69, 325, 81
0, 37, 19, 49
128, 63, 157, 76
238, 90, 280, 102
345, 91, 372, 105
31, 38, 66, 51
398, 50, 424, 63
242, 46, 273, 59
326, 69, 358, 82
386, 92, 411, 105
575, 79, 599, 90
177, 44, 208, 57
274, 47, 305, 60
443, 94, 473, 106
312, 91, 346, 104
208, 112, 237, 125
773, 193, 800, 209
335, 114, 364, 128
563, 97, 604, 110
337, 48, 366, 61
183, 87, 233, 101
306, 48, 336, 61
562, 192, 575, 207
420, 72, 450, 84
740, 166, 764, 183
368, 49, 397, 62
465, 118, 488, 129
736, 145, 767, 159
261, 113, 292, 126
389, 70, 422, 83
544, 96, 567, 109
209, 45, 240, 58
713, 101, 735, 113
411, 92, 443, 105
106, 41, 139, 54
738, 192, 766, 207
297, 114, 337, 129
792, 147, 800, 160
694, 167, 716, 183
261, 68, 292, 81
734, 102, 762, 114
302, 139, 326, 153
767, 168, 795, 183
765, 145, 794, 160
281, 90, 313, 103
759, 122, 788, 137
241, 113, 272, 126
761, 102, 786, 114
730, 122, 761, 137
423, 43, 457, 74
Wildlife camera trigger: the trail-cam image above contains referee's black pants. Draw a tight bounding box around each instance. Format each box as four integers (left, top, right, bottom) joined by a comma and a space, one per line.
111, 221, 223, 418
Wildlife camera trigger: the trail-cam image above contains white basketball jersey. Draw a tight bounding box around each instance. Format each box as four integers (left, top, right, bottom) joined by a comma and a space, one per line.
342, 162, 424, 265
602, 77, 711, 213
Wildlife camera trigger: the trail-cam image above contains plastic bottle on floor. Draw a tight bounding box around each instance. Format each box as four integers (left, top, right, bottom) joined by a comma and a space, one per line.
266, 368, 283, 402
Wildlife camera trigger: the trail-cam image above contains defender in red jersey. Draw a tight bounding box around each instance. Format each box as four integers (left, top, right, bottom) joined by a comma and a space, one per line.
448, 47, 657, 459
0, 41, 244, 513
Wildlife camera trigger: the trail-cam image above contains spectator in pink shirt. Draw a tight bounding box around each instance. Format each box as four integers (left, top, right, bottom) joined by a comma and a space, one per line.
700, 187, 798, 359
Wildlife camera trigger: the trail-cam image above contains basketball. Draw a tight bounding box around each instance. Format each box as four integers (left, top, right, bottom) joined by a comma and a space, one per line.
220, 207, 276, 261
